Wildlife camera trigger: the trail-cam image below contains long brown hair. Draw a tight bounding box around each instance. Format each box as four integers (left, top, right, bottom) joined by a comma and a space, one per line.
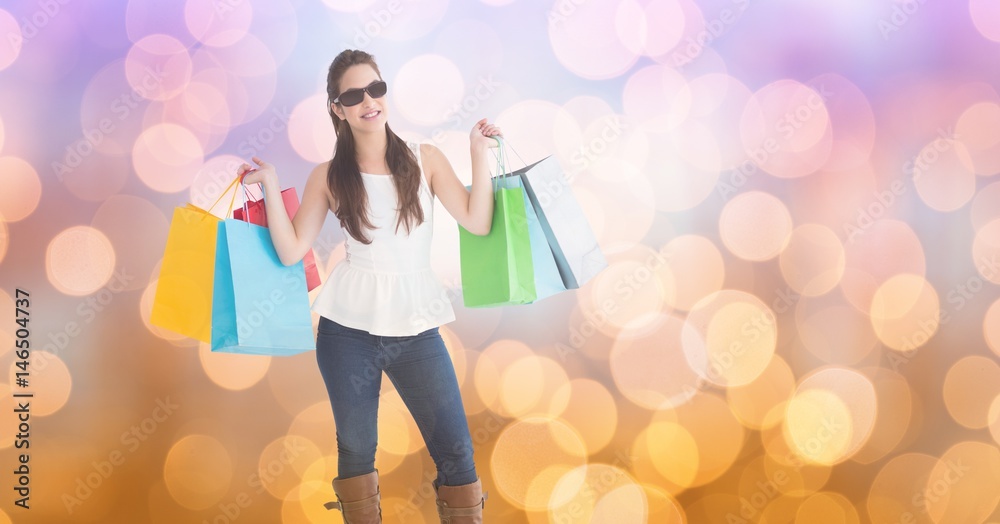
326, 49, 424, 244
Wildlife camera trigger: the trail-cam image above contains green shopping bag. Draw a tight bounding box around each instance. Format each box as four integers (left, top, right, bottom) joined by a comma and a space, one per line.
459, 140, 536, 307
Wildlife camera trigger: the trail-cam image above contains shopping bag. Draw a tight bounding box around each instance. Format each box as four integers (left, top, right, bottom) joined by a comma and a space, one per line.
496, 175, 567, 302
459, 145, 536, 307
151, 176, 243, 342
517, 155, 607, 288
232, 186, 322, 291
211, 219, 315, 356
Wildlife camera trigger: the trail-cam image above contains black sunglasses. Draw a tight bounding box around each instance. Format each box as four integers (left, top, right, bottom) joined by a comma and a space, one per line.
334, 80, 387, 107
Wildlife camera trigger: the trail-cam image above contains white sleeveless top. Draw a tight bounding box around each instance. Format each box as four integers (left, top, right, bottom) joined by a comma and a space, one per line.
310, 141, 456, 336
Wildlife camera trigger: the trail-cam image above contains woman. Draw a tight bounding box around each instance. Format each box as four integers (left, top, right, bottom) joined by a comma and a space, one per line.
238, 49, 499, 523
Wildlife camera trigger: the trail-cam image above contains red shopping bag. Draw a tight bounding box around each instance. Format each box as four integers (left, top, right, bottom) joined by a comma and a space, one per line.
233, 187, 322, 291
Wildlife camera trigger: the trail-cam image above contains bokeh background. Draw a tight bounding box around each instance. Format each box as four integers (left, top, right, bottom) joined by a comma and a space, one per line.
1, 0, 1000, 522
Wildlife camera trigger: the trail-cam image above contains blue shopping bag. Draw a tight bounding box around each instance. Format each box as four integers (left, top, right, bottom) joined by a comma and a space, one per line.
495, 175, 567, 302
211, 219, 315, 356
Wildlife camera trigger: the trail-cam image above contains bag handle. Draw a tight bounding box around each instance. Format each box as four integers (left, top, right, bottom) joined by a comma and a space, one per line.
506, 141, 529, 169
490, 137, 530, 175
205, 175, 243, 217
238, 176, 266, 229
488, 136, 535, 186
487, 136, 505, 198
204, 172, 265, 229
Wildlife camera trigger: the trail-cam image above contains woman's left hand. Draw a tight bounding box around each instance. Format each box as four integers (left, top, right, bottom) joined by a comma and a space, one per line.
470, 118, 502, 150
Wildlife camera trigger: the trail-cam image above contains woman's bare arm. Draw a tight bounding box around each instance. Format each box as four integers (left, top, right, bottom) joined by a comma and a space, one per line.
429, 119, 502, 235
238, 159, 334, 266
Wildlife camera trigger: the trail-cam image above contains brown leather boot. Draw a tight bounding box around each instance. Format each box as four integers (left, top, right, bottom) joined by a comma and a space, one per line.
434, 477, 487, 523
324, 469, 382, 523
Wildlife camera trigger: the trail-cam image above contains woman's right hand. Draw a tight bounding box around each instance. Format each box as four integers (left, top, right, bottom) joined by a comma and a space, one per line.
238, 156, 277, 188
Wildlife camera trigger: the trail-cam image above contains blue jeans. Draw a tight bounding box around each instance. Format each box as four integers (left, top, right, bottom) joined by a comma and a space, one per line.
315, 316, 478, 487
